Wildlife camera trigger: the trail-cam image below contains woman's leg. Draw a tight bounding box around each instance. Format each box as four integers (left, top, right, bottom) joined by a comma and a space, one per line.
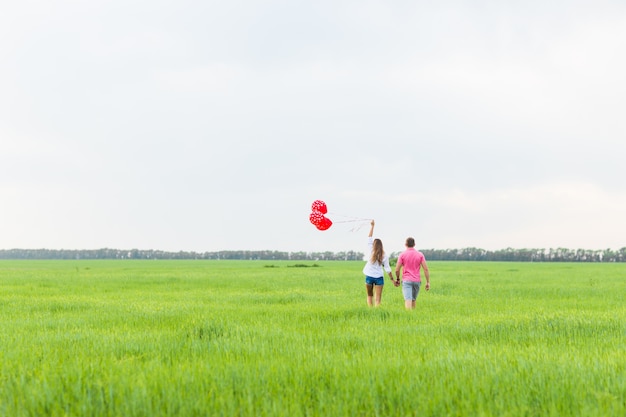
374, 284, 383, 306
366, 284, 374, 306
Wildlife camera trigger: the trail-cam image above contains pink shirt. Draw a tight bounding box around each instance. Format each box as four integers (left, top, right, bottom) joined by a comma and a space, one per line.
397, 248, 425, 282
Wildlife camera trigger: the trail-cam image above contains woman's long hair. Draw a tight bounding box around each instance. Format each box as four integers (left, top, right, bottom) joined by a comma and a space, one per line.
370, 239, 384, 264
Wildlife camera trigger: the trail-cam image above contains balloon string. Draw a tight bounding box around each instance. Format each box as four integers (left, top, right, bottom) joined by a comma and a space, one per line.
333, 219, 368, 223
327, 213, 371, 232
328, 212, 371, 222
350, 224, 368, 232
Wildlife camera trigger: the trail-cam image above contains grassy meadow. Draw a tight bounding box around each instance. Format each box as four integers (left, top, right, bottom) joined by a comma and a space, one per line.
0, 260, 624, 416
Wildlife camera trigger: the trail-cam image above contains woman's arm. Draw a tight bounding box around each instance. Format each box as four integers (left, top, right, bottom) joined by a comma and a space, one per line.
368, 219, 375, 237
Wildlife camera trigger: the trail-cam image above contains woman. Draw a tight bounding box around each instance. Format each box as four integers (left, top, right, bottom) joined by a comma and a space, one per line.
362, 220, 394, 307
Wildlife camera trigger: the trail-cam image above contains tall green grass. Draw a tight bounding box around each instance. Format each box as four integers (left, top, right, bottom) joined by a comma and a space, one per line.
0, 260, 624, 416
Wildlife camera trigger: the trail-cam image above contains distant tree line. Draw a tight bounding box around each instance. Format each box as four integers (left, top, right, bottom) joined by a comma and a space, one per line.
412, 247, 626, 262
0, 248, 365, 261
1, 247, 626, 262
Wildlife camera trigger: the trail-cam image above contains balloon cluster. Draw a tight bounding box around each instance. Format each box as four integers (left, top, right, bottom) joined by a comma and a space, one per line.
309, 200, 333, 231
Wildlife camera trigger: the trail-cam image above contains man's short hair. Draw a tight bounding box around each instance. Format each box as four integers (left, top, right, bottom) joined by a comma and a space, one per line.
406, 237, 415, 248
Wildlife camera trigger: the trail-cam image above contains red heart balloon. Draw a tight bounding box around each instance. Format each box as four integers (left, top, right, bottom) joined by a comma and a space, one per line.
309, 211, 324, 226
311, 200, 328, 214
316, 217, 332, 231
310, 200, 332, 231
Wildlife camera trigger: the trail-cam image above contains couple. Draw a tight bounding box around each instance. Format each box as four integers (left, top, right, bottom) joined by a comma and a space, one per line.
363, 220, 430, 309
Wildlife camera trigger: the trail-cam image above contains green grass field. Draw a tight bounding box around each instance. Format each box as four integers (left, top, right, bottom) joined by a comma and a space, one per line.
0, 260, 624, 416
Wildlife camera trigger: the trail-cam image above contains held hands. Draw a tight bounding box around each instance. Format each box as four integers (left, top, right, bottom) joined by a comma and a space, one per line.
391, 275, 400, 287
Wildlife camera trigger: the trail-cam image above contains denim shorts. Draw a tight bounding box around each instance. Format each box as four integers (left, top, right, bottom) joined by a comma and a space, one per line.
365, 276, 385, 286
402, 281, 421, 300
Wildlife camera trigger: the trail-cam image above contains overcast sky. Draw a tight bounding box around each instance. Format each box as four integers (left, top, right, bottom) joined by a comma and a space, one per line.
1, 0, 625, 254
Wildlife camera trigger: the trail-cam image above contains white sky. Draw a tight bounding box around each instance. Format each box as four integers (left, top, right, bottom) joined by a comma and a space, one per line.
1, 0, 625, 253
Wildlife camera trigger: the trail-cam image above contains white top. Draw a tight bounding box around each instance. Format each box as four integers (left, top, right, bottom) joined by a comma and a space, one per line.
362, 237, 392, 277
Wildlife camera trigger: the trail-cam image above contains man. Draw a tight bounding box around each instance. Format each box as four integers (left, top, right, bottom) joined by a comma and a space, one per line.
395, 237, 430, 309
